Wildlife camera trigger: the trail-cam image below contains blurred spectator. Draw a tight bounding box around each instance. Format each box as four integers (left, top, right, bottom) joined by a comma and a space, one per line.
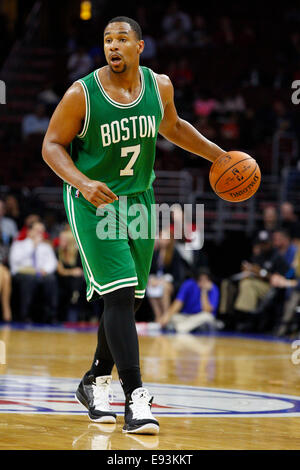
191, 15, 210, 47
142, 30, 157, 62
256, 206, 279, 236
233, 231, 289, 330
159, 268, 221, 333
272, 230, 298, 276
214, 16, 234, 45
17, 214, 48, 241
279, 202, 300, 240
147, 229, 186, 322
270, 248, 300, 336
56, 229, 85, 322
22, 103, 50, 140
4, 195, 21, 230
9, 222, 58, 323
88, 45, 105, 69
162, 2, 192, 40
67, 46, 93, 82
0, 263, 12, 323
0, 200, 18, 245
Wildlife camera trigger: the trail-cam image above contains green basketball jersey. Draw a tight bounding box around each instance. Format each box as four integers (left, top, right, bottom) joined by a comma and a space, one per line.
69, 66, 164, 196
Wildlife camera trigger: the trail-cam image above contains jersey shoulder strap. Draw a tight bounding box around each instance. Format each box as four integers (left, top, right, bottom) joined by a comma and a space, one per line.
141, 66, 164, 119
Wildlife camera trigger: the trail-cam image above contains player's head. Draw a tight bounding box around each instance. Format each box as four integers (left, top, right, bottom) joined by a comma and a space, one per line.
103, 16, 144, 73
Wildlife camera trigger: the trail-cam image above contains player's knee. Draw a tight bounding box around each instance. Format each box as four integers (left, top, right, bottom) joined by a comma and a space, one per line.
103, 286, 135, 314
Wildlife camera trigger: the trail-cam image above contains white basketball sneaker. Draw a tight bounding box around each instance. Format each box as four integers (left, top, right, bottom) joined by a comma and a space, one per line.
123, 387, 159, 435
75, 373, 116, 423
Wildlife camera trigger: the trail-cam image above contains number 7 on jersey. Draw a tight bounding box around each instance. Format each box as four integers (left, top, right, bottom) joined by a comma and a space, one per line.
120, 144, 140, 176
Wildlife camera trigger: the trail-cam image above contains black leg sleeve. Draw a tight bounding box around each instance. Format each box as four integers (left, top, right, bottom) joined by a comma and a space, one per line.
103, 286, 142, 395
90, 313, 115, 377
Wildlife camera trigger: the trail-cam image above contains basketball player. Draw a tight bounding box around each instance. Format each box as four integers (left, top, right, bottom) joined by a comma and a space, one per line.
42, 16, 226, 435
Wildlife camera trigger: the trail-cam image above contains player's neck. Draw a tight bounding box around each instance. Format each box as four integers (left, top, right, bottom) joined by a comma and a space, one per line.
105, 64, 141, 92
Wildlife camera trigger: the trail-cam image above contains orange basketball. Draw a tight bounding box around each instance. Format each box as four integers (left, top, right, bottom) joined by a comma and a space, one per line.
209, 151, 261, 202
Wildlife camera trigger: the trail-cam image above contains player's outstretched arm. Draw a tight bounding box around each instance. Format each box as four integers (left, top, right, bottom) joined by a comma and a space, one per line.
42, 83, 118, 208
156, 74, 226, 163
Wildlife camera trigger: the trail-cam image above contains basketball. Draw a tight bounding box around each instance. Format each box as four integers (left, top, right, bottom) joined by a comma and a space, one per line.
209, 151, 261, 202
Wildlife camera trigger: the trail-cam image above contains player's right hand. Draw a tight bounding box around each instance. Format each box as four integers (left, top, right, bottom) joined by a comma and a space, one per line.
80, 180, 118, 208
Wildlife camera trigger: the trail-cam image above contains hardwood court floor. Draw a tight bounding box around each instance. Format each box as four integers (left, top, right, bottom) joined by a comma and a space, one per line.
0, 325, 300, 450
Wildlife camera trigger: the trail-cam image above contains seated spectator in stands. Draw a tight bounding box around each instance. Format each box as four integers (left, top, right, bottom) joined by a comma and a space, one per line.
22, 103, 50, 140
272, 229, 298, 277
191, 15, 210, 48
56, 229, 85, 322
147, 228, 186, 322
270, 248, 300, 336
17, 214, 48, 240
214, 16, 234, 45
280, 202, 300, 241
0, 199, 18, 245
255, 205, 279, 237
162, 1, 192, 45
233, 231, 290, 330
4, 194, 22, 230
0, 263, 12, 323
9, 221, 58, 323
67, 46, 93, 82
159, 268, 221, 333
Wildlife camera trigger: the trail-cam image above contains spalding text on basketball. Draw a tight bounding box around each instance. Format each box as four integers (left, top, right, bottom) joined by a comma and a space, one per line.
229, 174, 259, 198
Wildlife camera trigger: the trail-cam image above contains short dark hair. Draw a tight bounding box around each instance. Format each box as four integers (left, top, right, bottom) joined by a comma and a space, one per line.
274, 229, 291, 239
105, 16, 142, 40
195, 267, 212, 280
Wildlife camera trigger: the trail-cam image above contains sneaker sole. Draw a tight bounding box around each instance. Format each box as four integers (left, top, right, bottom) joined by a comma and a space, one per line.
75, 392, 117, 424
122, 423, 159, 435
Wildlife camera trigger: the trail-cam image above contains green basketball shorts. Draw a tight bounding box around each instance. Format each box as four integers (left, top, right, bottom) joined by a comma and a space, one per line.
63, 183, 156, 301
